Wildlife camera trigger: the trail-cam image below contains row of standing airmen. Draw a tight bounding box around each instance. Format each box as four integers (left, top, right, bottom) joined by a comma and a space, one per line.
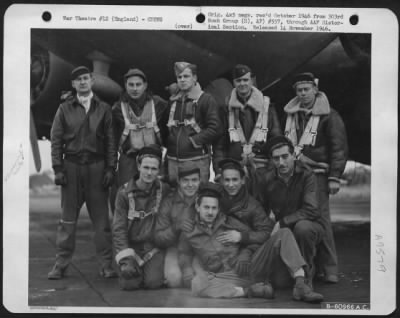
47, 62, 348, 302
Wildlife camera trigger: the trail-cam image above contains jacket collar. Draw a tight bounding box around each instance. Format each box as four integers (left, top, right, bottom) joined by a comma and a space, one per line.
125, 176, 160, 194
220, 186, 249, 215
272, 161, 307, 181
284, 91, 330, 115
228, 86, 264, 112
195, 212, 227, 232
71, 92, 99, 108
175, 189, 196, 206
170, 82, 203, 101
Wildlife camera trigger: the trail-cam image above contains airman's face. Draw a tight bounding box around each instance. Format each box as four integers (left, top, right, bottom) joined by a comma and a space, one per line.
233, 72, 252, 97
126, 76, 147, 100
176, 68, 197, 92
71, 73, 94, 95
178, 173, 201, 197
271, 145, 295, 177
295, 83, 317, 108
196, 196, 219, 226
138, 157, 160, 184
222, 169, 245, 197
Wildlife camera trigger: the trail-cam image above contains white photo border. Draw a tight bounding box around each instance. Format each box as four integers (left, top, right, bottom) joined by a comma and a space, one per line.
3, 4, 398, 315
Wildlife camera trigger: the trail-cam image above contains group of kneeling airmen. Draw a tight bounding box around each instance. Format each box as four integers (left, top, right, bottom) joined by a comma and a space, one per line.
47, 60, 348, 304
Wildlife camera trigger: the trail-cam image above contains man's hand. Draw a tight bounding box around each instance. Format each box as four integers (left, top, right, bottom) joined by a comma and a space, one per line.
328, 180, 340, 195
235, 260, 251, 277
54, 172, 67, 186
216, 230, 242, 244
119, 257, 141, 279
102, 170, 115, 189
180, 218, 195, 233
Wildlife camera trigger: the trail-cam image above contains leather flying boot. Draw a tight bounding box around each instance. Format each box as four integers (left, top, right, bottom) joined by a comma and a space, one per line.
293, 278, 324, 303
247, 282, 274, 299
325, 274, 339, 283
48, 264, 67, 280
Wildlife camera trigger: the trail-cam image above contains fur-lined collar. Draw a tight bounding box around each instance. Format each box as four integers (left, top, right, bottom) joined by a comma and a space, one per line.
228, 87, 264, 113
284, 91, 330, 115
170, 82, 203, 101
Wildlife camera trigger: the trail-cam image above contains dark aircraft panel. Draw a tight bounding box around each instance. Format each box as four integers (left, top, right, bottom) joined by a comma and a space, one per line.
30, 29, 371, 164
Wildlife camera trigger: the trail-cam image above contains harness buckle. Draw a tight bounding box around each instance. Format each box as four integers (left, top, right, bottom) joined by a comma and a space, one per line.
145, 122, 154, 129
132, 210, 148, 219
294, 145, 304, 158
242, 143, 253, 156
183, 119, 192, 126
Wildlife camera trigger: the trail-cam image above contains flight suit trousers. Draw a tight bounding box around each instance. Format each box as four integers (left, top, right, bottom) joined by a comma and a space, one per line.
164, 247, 206, 288
55, 159, 113, 270
192, 228, 307, 298
315, 173, 339, 277
117, 152, 140, 186
110, 153, 139, 213
291, 220, 324, 280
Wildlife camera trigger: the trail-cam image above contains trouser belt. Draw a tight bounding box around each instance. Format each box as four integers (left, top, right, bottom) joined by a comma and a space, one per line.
65, 153, 104, 165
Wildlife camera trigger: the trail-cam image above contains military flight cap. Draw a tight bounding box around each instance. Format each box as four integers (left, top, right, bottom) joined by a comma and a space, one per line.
174, 61, 197, 75
232, 64, 252, 80
198, 182, 222, 199
292, 72, 316, 88
263, 135, 294, 156
124, 68, 147, 82
178, 167, 201, 179
137, 144, 162, 161
71, 66, 91, 80
218, 158, 245, 176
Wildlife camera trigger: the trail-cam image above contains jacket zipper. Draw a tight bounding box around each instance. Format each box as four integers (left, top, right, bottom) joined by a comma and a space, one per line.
79, 99, 92, 153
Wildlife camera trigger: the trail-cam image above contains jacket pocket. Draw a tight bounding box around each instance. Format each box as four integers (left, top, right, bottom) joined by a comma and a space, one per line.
63, 132, 76, 151
63, 132, 76, 142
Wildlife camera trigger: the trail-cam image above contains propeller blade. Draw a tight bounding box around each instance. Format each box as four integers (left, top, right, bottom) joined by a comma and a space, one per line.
30, 110, 42, 172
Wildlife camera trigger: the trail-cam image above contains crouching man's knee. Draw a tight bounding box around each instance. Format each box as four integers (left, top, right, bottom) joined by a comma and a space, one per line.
293, 220, 317, 241
119, 276, 141, 291
144, 275, 165, 289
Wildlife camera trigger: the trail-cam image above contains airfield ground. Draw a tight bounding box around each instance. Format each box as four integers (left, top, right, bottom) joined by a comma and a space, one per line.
27, 192, 370, 311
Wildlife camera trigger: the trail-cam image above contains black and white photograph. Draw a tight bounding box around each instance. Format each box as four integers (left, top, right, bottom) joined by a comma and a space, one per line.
3, 4, 397, 315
